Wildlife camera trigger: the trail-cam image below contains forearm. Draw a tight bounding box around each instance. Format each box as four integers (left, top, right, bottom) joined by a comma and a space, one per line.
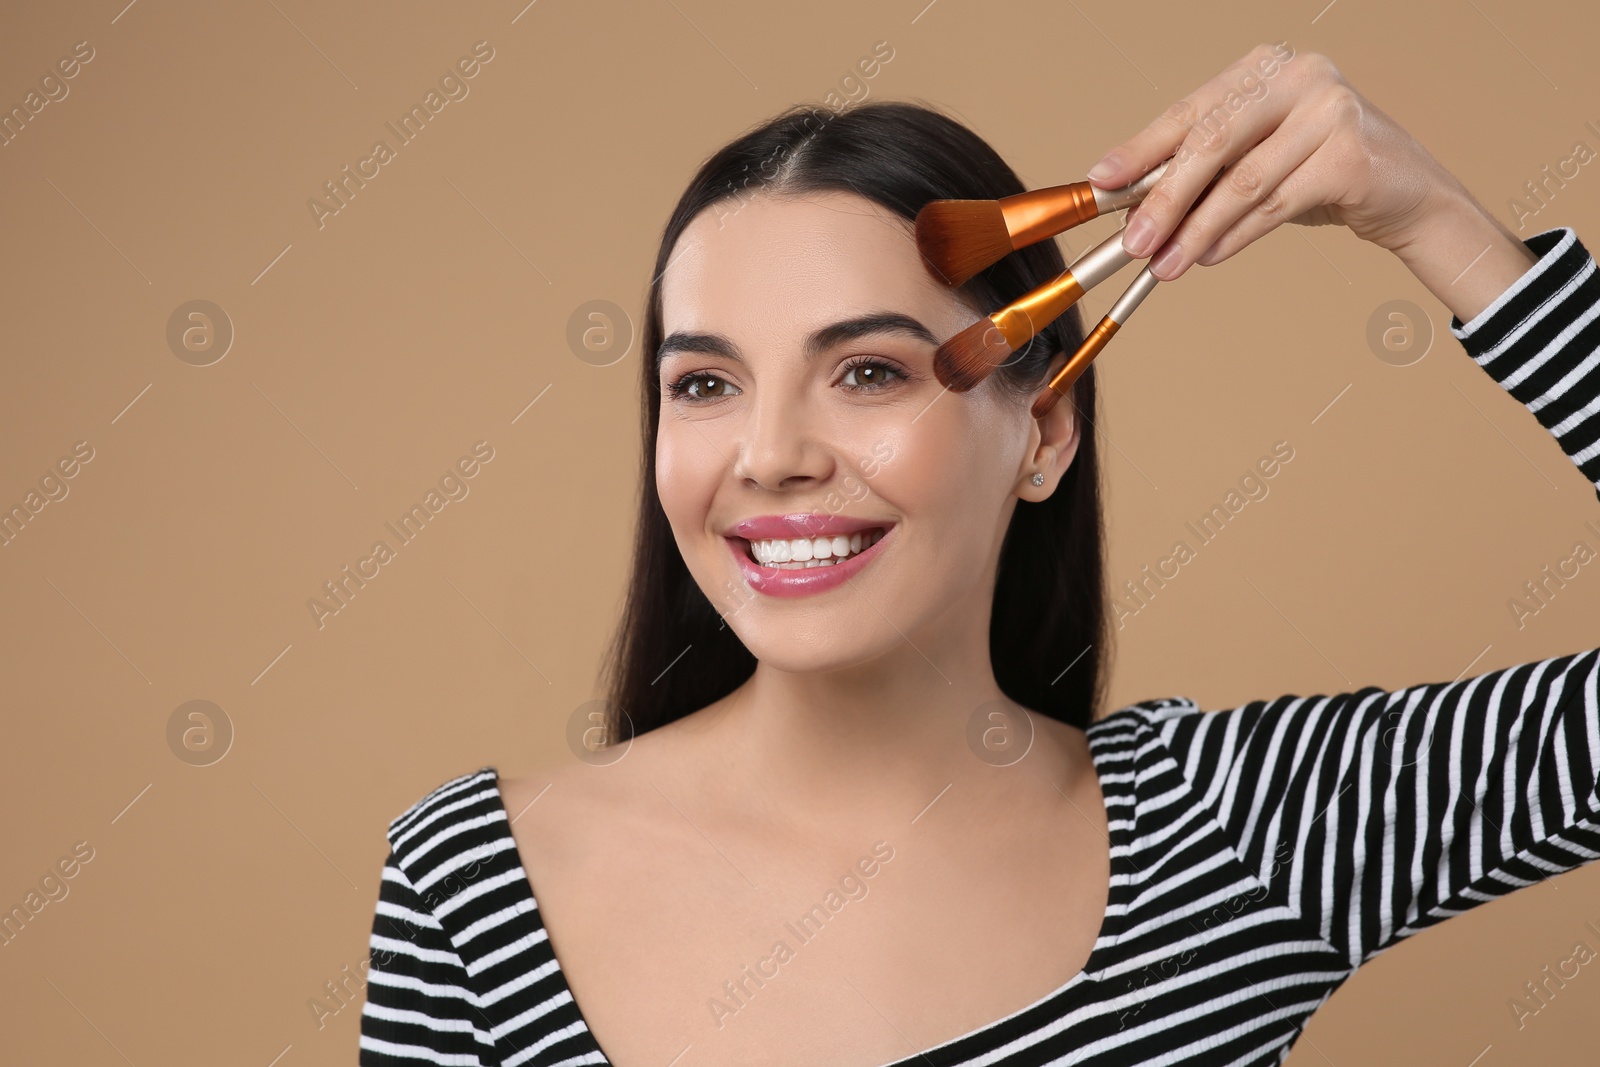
1390, 184, 1540, 325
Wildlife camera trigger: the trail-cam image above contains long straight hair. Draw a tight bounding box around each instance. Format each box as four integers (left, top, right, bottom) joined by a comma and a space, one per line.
598, 100, 1110, 738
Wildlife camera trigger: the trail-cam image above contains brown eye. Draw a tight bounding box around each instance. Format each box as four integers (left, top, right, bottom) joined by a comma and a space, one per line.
692, 375, 730, 398
841, 358, 905, 390
667, 372, 742, 401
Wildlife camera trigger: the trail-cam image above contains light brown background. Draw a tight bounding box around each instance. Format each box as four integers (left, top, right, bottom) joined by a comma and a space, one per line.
3, 0, 1599, 1063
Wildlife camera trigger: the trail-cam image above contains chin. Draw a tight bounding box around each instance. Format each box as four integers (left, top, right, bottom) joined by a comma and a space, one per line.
727, 618, 904, 675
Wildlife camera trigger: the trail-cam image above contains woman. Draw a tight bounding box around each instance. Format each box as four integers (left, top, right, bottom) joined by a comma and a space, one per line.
359, 45, 1600, 1066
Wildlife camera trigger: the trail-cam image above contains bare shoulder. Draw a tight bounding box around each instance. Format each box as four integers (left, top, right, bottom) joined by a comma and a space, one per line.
1030, 712, 1106, 829
496, 718, 701, 875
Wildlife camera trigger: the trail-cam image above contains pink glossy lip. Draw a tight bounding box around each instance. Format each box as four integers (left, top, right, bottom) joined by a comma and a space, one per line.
724, 519, 896, 599
725, 514, 892, 540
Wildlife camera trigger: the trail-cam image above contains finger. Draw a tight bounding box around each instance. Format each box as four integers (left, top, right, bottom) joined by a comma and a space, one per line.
1191, 138, 1337, 269
1087, 43, 1299, 188
1146, 109, 1330, 280
1120, 82, 1299, 259
1095, 47, 1303, 258
1124, 165, 1228, 229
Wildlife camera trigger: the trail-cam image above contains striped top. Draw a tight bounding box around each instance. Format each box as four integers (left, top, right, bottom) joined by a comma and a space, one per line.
360, 225, 1600, 1066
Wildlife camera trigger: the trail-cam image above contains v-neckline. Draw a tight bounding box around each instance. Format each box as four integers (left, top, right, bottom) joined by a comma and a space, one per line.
482, 726, 1129, 1067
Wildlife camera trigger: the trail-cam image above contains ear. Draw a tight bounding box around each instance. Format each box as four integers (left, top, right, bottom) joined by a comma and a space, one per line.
1020, 349, 1083, 500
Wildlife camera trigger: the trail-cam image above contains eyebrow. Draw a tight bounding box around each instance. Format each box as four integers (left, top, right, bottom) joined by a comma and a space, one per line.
655, 311, 940, 368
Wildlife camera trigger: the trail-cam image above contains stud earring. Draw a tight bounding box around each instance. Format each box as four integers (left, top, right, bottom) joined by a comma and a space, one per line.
1031, 472, 1045, 486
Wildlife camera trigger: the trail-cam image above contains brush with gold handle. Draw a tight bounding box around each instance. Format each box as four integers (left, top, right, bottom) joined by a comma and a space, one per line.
1030, 265, 1160, 419
915, 160, 1169, 286
932, 225, 1136, 392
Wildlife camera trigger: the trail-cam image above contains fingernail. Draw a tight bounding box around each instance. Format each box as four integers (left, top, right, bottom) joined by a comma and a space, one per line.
1086, 153, 1120, 182
1123, 215, 1156, 257
1149, 243, 1182, 277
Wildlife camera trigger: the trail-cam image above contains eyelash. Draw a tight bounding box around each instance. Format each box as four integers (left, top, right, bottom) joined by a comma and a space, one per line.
664, 355, 908, 402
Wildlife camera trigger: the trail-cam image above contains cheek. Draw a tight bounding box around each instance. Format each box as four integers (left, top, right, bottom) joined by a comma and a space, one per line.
861, 422, 971, 520
878, 410, 1021, 544
655, 423, 722, 531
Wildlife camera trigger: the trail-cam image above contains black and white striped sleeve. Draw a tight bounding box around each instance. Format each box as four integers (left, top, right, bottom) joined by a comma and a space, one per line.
1451, 225, 1600, 503
359, 849, 496, 1065
1155, 224, 1600, 972
1158, 651, 1600, 972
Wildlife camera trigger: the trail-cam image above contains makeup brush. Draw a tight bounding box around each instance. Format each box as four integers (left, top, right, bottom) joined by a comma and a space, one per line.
932, 225, 1135, 392
1030, 265, 1160, 419
915, 160, 1169, 287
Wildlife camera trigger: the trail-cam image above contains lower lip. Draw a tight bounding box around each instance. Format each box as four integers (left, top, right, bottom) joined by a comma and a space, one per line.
726, 528, 894, 598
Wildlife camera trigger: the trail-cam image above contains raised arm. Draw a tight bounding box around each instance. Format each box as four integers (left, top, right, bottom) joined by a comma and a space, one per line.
1150, 223, 1600, 970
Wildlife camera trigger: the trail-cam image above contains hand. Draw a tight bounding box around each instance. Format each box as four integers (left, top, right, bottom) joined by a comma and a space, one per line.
1087, 42, 1468, 281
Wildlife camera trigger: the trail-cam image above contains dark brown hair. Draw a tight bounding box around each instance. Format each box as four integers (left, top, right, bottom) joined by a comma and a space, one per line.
599, 100, 1109, 737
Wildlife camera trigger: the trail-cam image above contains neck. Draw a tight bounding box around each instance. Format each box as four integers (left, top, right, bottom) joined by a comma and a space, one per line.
691, 630, 1070, 841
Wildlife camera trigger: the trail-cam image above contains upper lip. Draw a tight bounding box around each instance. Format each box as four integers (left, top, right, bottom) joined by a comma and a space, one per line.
724, 514, 895, 540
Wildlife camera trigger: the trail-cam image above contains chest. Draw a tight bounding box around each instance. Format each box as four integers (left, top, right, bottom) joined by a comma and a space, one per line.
508, 783, 1111, 1067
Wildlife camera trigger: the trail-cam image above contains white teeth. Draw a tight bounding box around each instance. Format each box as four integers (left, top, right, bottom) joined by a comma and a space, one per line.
745, 528, 886, 569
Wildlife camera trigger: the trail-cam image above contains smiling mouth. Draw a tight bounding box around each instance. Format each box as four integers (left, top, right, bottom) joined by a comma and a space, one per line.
742, 527, 887, 569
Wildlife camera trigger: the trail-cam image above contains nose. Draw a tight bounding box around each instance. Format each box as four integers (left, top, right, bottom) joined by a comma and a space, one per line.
731, 386, 835, 492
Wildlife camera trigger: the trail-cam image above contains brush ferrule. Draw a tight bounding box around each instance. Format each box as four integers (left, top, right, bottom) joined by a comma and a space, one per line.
987, 227, 1134, 348
992, 273, 1086, 348
1039, 316, 1120, 408
999, 184, 1099, 249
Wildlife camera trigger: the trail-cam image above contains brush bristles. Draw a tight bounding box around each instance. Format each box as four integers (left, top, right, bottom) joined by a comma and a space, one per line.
934, 319, 1017, 392
915, 200, 1013, 287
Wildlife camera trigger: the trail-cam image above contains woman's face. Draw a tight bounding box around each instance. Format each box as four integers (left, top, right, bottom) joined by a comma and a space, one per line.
656, 189, 1078, 675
